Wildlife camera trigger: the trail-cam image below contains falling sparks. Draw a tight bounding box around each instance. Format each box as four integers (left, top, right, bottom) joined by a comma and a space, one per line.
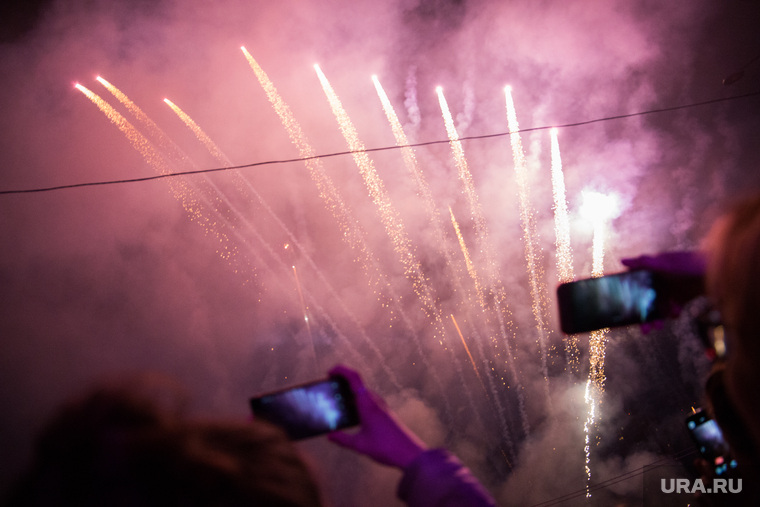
373, 75, 473, 311
73, 57, 650, 496
451, 314, 488, 396
240, 48, 358, 248
580, 189, 619, 497
293, 265, 317, 368
164, 98, 229, 164
550, 128, 580, 372
314, 64, 436, 324
241, 48, 408, 332
372, 76, 441, 244
583, 378, 597, 498
315, 64, 459, 420
95, 76, 182, 161
450, 206, 483, 305
438, 86, 527, 442
436, 87, 489, 247
504, 85, 551, 397
240, 49, 415, 387
550, 129, 574, 284
75, 83, 168, 174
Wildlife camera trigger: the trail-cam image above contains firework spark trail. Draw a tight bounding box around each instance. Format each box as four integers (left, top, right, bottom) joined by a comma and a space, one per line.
95, 77, 248, 268
77, 81, 391, 388
164, 94, 401, 388
96, 76, 192, 166
451, 314, 488, 396
437, 87, 529, 438
449, 207, 484, 304
450, 207, 515, 454
550, 129, 573, 284
76, 85, 225, 247
241, 48, 380, 280
374, 75, 488, 376
504, 86, 552, 402
588, 217, 610, 389
436, 87, 512, 324
583, 378, 598, 498
370, 74, 494, 428
314, 65, 441, 325
372, 76, 456, 267
164, 98, 228, 163
75, 84, 169, 173
373, 76, 480, 320
581, 191, 614, 498
241, 49, 416, 372
435, 88, 489, 250
375, 76, 479, 314
550, 129, 580, 373
293, 265, 318, 369
315, 64, 461, 421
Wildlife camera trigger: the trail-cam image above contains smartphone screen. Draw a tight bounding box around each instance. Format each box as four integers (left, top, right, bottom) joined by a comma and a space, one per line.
557, 270, 666, 334
249, 376, 359, 440
686, 410, 738, 477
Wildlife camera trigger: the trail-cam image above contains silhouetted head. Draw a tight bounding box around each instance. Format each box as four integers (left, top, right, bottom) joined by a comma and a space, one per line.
5, 375, 323, 507
705, 192, 760, 481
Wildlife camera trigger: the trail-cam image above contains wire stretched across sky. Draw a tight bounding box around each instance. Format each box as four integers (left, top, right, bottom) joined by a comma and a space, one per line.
1, 90, 758, 197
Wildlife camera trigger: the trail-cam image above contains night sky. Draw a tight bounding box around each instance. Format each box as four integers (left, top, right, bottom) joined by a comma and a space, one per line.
1, 1, 759, 505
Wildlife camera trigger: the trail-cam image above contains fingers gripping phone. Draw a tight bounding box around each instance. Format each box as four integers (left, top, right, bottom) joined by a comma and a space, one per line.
686, 410, 738, 477
556, 270, 668, 334
249, 375, 359, 440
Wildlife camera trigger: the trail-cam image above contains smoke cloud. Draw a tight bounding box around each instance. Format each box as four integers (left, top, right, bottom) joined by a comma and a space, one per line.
1, 0, 759, 504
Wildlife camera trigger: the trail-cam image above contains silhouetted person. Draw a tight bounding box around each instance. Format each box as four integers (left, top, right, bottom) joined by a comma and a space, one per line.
626, 192, 760, 504
4, 375, 324, 507
5, 367, 495, 507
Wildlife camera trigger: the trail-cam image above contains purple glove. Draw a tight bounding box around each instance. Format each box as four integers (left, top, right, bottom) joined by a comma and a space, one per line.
327, 365, 427, 470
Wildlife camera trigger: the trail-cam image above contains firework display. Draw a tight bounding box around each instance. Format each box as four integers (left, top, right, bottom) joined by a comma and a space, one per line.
3, 4, 757, 504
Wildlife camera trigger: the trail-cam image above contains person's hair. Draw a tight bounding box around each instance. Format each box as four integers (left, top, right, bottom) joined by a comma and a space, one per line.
704, 192, 760, 483
705, 193, 760, 346
5, 376, 323, 507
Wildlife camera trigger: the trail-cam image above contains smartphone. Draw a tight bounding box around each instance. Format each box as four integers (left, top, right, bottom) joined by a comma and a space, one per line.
556, 270, 668, 334
686, 410, 738, 477
249, 375, 359, 440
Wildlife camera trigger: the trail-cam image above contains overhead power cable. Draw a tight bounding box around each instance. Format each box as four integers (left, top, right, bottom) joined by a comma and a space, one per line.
1, 90, 758, 197
529, 447, 697, 507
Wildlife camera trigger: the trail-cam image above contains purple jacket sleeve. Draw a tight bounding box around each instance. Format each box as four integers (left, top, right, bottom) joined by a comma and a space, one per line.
397, 449, 497, 507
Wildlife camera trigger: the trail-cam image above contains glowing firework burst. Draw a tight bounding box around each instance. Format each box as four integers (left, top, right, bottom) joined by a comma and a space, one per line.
580, 190, 621, 278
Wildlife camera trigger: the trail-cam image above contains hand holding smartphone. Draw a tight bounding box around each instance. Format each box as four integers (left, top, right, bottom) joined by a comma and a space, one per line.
249, 375, 359, 440
557, 270, 669, 334
686, 410, 738, 477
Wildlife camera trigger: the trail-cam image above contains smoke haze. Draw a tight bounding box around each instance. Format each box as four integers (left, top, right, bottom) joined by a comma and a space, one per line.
1, 0, 759, 505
